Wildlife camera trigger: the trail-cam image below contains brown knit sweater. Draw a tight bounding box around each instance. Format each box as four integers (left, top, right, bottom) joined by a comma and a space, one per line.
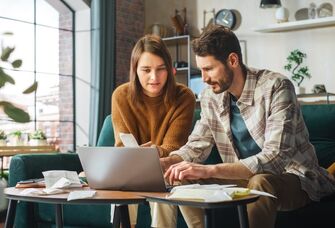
111, 82, 196, 157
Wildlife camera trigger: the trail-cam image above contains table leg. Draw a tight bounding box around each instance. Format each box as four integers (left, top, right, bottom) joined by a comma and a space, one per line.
119, 205, 130, 228
55, 204, 63, 228
4, 199, 17, 228
112, 206, 121, 228
237, 204, 249, 228
204, 208, 213, 228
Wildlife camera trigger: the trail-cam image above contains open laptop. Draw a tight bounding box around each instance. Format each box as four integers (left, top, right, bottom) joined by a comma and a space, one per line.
77, 147, 170, 192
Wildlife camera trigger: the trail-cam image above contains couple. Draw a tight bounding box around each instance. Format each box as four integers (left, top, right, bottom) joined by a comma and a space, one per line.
111, 25, 335, 228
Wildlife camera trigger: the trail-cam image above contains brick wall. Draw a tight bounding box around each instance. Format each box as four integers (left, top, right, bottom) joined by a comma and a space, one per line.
59, 12, 74, 152
115, 0, 145, 87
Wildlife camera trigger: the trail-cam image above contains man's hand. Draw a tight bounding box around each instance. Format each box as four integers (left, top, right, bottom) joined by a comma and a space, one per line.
164, 161, 215, 185
160, 155, 183, 172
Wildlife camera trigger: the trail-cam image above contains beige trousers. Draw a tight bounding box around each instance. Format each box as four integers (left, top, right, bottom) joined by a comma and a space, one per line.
179, 173, 311, 228
129, 203, 178, 227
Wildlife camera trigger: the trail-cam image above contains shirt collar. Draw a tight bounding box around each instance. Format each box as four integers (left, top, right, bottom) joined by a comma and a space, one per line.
237, 67, 258, 106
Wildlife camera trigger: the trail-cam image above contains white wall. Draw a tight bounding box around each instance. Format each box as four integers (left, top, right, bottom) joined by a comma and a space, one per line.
145, 0, 335, 93
75, 9, 91, 147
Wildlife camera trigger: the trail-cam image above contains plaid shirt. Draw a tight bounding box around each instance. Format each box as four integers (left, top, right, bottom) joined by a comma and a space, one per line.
171, 68, 335, 201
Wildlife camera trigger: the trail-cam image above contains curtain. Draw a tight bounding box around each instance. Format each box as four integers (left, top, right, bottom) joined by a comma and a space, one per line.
89, 0, 116, 146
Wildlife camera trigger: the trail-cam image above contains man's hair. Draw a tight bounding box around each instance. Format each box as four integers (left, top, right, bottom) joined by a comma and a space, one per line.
192, 24, 244, 66
129, 34, 176, 106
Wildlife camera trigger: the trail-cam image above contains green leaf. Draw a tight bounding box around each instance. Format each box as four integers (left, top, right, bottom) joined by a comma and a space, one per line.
0, 67, 15, 87
23, 81, 38, 94
2, 102, 30, 123
12, 59, 22, 68
1, 47, 15, 61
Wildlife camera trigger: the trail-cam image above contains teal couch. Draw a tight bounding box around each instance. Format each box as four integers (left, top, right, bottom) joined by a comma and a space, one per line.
8, 104, 335, 227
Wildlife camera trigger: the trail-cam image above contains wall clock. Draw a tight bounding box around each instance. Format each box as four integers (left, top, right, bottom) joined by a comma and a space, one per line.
215, 9, 237, 30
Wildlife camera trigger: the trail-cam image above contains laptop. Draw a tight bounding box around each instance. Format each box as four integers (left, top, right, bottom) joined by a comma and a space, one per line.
77, 147, 170, 192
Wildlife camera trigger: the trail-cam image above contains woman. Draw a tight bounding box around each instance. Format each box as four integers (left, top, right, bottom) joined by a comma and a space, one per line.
111, 35, 196, 227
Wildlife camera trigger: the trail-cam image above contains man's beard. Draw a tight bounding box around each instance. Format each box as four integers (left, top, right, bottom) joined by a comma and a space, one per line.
211, 67, 234, 94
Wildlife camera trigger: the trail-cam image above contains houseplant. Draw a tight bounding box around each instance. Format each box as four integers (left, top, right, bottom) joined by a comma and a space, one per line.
29, 129, 47, 146
8, 130, 24, 146
0, 130, 6, 146
284, 49, 311, 94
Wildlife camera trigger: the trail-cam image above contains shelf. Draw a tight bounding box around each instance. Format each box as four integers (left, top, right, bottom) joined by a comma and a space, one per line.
254, 16, 335, 32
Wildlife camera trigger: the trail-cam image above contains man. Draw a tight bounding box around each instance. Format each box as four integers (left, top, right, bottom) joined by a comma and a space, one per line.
161, 25, 335, 228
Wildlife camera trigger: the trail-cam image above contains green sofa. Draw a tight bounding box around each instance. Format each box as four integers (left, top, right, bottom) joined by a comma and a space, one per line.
8, 104, 335, 227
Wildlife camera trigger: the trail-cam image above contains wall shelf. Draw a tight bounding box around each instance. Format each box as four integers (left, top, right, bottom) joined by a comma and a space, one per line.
254, 16, 335, 32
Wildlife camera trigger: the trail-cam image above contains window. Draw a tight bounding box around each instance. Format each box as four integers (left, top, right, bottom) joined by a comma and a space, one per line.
0, 0, 75, 152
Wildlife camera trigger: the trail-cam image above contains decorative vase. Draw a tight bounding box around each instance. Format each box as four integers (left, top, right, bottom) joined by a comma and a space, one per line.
275, 7, 289, 23
29, 139, 47, 146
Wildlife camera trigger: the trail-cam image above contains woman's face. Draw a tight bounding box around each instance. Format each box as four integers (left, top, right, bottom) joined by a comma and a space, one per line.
136, 52, 168, 97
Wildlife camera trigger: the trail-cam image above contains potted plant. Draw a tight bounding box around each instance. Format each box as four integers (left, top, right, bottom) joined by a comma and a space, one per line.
284, 49, 311, 94
29, 129, 47, 146
8, 130, 24, 146
0, 130, 6, 146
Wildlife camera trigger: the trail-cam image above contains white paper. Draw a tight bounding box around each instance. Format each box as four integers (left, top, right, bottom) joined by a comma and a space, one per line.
168, 188, 233, 202
119, 133, 139, 147
167, 184, 276, 202
20, 188, 66, 196
67, 190, 96, 201
42, 170, 82, 189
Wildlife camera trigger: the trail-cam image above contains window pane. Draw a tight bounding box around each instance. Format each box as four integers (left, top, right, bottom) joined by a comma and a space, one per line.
0, 71, 35, 133
36, 25, 59, 74
35, 73, 59, 121
0, 18, 35, 72
36, 0, 73, 30
0, 0, 34, 23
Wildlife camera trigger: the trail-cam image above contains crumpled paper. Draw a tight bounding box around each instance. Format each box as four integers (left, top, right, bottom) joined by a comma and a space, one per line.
42, 170, 82, 189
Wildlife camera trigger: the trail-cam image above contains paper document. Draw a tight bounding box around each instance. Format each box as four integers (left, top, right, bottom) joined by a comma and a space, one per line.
119, 133, 139, 147
167, 184, 276, 202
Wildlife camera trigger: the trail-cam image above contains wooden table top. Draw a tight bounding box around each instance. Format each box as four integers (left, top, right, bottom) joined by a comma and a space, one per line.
0, 145, 57, 156
4, 187, 147, 205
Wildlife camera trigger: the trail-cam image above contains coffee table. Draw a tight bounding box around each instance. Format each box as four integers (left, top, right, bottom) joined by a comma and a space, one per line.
4, 187, 146, 228
142, 192, 259, 228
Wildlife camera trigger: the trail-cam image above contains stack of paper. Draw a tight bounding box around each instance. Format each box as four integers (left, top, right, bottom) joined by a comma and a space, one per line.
167, 184, 276, 202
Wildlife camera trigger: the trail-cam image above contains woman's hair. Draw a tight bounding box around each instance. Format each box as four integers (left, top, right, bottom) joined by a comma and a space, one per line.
192, 24, 245, 68
129, 34, 176, 106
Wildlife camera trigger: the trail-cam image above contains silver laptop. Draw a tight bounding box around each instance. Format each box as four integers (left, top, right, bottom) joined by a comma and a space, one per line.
77, 147, 169, 192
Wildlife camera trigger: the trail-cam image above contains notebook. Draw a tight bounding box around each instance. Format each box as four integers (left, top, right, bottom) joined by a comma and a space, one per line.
77, 146, 170, 192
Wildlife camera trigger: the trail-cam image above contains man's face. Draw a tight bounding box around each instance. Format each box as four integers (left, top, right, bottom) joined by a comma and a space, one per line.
196, 55, 233, 94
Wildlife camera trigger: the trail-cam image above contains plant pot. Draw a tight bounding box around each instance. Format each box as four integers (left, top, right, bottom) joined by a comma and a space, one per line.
0, 139, 6, 146
8, 137, 24, 146
295, 86, 306, 95
29, 139, 47, 146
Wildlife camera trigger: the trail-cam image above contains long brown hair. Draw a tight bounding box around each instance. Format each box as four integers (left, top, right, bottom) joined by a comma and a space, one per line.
129, 35, 176, 106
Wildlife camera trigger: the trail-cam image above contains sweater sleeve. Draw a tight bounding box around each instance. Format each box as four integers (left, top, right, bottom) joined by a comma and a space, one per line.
158, 87, 196, 157
111, 86, 130, 147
